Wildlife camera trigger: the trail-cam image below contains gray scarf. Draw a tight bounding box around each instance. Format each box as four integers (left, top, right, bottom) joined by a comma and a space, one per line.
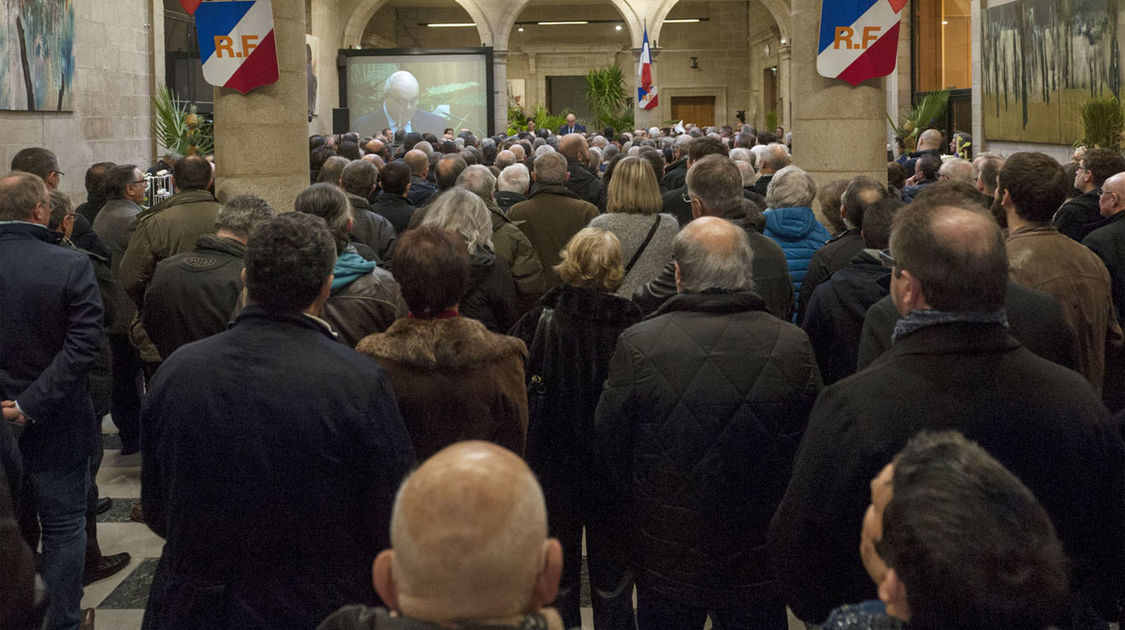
892, 308, 1008, 344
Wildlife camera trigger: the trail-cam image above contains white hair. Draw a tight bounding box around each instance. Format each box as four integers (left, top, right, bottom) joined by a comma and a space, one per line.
498, 163, 530, 194
766, 165, 818, 209
534, 144, 555, 157
421, 188, 494, 254
729, 147, 755, 169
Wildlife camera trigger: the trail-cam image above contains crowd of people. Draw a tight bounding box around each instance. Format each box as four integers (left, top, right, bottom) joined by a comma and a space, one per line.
1, 119, 1124, 630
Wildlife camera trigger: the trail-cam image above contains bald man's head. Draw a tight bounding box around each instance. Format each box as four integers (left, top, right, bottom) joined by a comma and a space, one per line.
917, 128, 943, 151
384, 71, 420, 126
558, 133, 589, 161
673, 217, 755, 293
376, 442, 561, 622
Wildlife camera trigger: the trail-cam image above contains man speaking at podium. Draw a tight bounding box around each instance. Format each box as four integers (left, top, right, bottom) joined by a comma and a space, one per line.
355, 70, 447, 136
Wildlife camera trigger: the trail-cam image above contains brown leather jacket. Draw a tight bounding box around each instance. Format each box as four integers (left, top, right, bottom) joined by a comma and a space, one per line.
1006, 225, 1123, 392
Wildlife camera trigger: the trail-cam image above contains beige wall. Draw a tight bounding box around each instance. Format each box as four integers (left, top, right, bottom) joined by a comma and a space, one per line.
0, 0, 156, 202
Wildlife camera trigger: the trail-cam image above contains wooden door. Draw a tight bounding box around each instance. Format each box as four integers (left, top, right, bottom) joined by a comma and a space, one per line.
670, 96, 715, 127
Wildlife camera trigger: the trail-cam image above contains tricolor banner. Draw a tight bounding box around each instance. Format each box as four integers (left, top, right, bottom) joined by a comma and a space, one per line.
195, 0, 280, 95
817, 0, 906, 87
637, 26, 658, 111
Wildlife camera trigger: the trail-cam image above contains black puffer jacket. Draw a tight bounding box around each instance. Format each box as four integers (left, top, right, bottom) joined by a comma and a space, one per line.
595, 290, 822, 608
461, 248, 519, 333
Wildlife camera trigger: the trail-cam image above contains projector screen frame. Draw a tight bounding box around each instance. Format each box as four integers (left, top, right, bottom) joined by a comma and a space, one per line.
337, 47, 495, 138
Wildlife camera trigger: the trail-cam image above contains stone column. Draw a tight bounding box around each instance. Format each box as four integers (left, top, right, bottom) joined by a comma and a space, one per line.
789, 0, 886, 184
777, 43, 791, 129
493, 50, 509, 135
213, 0, 309, 211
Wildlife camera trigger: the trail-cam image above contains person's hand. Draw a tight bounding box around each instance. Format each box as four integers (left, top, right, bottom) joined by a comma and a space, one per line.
904, 174, 918, 186
1, 401, 27, 426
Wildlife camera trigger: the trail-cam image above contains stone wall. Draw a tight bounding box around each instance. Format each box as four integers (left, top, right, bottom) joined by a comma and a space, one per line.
0, 0, 156, 202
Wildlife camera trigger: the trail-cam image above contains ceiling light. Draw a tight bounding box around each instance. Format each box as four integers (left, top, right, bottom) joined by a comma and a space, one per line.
942, 20, 949, 25
426, 22, 475, 27
615, 24, 622, 31
518, 26, 525, 32
537, 21, 588, 25
664, 18, 701, 23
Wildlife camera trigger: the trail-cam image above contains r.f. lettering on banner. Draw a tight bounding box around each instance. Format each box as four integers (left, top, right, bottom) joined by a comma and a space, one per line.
194, 0, 280, 94
817, 0, 906, 86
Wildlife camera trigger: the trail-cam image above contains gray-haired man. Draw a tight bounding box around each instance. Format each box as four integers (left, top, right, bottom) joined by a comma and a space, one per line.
595, 217, 821, 630
141, 194, 275, 359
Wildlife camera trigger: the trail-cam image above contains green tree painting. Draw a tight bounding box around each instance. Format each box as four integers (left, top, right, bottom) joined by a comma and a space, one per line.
1, 0, 76, 111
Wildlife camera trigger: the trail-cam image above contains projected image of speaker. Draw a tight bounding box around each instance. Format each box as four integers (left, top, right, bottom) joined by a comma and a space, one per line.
338, 48, 494, 138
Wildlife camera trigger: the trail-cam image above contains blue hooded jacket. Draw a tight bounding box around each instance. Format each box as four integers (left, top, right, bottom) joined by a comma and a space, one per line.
763, 206, 831, 296
330, 252, 377, 294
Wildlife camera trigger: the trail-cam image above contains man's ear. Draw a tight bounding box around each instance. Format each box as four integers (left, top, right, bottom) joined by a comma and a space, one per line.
976, 176, 985, 193
531, 172, 538, 183
690, 197, 704, 220
878, 567, 911, 622
47, 171, 60, 189
373, 550, 400, 611
999, 188, 1013, 210
674, 261, 683, 293
531, 539, 563, 609
898, 268, 925, 311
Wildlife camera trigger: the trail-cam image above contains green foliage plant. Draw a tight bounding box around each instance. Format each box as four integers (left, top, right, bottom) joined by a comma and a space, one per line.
1080, 96, 1125, 153
152, 84, 213, 156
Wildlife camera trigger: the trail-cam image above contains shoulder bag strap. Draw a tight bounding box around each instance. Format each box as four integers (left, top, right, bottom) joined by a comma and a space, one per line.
624, 215, 663, 276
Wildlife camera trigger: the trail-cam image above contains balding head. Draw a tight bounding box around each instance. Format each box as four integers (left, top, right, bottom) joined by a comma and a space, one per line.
558, 133, 589, 161
759, 143, 791, 174
383, 71, 420, 125
1100, 172, 1125, 217
917, 128, 943, 151
889, 203, 1007, 315
510, 144, 526, 161
404, 150, 429, 177
673, 216, 755, 293
495, 150, 516, 171
375, 442, 562, 623
0, 171, 50, 223
939, 158, 976, 184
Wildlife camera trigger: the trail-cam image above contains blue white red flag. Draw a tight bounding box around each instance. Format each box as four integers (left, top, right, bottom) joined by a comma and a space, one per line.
817, 0, 907, 86
637, 26, 658, 110
195, 0, 279, 95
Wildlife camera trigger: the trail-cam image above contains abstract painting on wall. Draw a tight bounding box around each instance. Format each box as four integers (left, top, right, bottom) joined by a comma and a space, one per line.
982, 0, 1120, 144
0, 0, 76, 112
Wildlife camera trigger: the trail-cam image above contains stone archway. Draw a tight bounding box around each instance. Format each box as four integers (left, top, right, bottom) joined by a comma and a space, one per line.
649, 0, 790, 45
343, 0, 493, 49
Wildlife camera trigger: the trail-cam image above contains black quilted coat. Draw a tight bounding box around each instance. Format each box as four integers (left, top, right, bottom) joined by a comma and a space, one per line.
595, 290, 822, 609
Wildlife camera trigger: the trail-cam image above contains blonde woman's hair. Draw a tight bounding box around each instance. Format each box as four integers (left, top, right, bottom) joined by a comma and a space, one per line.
554, 227, 625, 291
606, 156, 662, 215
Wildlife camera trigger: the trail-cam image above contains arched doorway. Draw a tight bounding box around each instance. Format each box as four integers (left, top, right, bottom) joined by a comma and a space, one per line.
645, 0, 789, 130
505, 0, 635, 130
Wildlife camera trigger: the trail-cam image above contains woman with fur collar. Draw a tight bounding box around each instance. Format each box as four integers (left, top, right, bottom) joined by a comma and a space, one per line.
356, 226, 528, 461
